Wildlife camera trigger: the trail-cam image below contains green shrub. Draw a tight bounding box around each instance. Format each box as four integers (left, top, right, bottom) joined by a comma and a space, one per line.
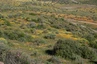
0, 38, 9, 61
4, 50, 32, 64
89, 40, 97, 49
85, 34, 95, 42
37, 23, 46, 29
0, 30, 33, 42
0, 43, 9, 61
3, 19, 11, 26
53, 39, 97, 60
32, 38, 46, 46
25, 17, 31, 21
53, 39, 79, 60
30, 28, 36, 34
0, 38, 8, 44
0, 30, 4, 37
0, 14, 4, 19
27, 22, 36, 28
29, 13, 37, 16
0, 39, 33, 64
48, 56, 62, 64
73, 55, 84, 64
44, 34, 56, 39
79, 46, 97, 60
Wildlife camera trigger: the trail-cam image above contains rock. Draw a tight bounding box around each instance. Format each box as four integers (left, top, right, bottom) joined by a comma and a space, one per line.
0, 62, 4, 64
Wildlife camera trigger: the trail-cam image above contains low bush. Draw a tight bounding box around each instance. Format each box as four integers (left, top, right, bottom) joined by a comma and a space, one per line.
0, 38, 9, 61
84, 34, 95, 42
89, 40, 97, 49
48, 56, 62, 64
30, 28, 36, 34
79, 46, 97, 60
27, 22, 36, 28
0, 38, 36, 64
3, 19, 11, 26
4, 50, 32, 64
44, 34, 56, 39
0, 38, 8, 44
32, 38, 46, 46
53, 39, 97, 60
29, 13, 37, 16
37, 23, 46, 29
0, 14, 4, 19
0, 30, 33, 42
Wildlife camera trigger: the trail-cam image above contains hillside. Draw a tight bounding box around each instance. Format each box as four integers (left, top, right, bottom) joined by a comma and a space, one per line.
44, 0, 97, 5
0, 0, 97, 64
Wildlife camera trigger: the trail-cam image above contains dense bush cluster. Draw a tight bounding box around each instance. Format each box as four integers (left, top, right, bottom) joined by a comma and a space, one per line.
0, 30, 33, 42
49, 17, 95, 38
53, 39, 97, 61
4, 50, 32, 64
0, 38, 9, 61
89, 39, 97, 49
0, 0, 97, 64
0, 38, 33, 64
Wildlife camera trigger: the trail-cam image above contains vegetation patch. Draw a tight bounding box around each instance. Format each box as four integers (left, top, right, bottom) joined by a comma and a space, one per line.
53, 39, 97, 61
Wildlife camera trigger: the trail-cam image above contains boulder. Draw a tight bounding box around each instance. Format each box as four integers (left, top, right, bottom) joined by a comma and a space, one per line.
0, 62, 4, 64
